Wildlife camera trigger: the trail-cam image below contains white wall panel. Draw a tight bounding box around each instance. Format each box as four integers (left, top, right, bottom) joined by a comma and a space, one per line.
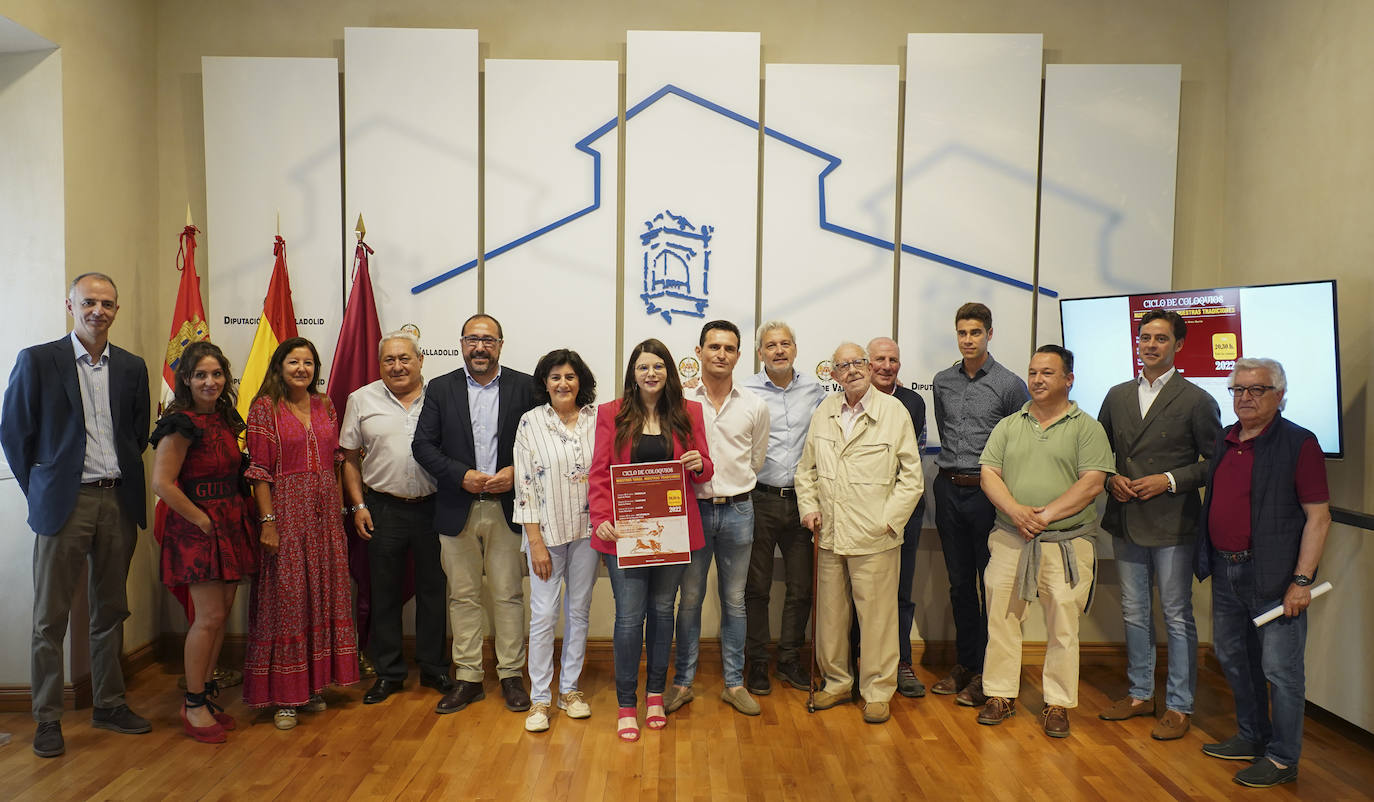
897, 34, 1043, 442
484, 58, 618, 391
204, 56, 342, 391
761, 63, 898, 384
344, 28, 478, 378
1036, 64, 1182, 347
624, 30, 760, 372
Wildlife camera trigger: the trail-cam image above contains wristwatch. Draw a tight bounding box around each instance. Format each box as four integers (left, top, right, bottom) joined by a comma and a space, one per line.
1292, 573, 1315, 587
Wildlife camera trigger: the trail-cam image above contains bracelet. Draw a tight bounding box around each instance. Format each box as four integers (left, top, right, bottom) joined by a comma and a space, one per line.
349, 502, 368, 513
259, 513, 277, 524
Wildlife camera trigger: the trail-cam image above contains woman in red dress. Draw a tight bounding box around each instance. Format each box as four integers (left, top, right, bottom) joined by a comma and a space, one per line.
243, 337, 359, 729
150, 341, 258, 743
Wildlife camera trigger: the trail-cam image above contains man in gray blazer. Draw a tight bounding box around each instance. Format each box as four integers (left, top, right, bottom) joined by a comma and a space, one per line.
1095, 310, 1221, 740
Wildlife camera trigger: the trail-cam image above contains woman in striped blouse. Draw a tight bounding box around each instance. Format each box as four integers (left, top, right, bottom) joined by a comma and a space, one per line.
512, 349, 599, 733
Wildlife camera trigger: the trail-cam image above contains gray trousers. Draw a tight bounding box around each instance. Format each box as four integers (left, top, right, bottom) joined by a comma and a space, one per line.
31, 485, 137, 721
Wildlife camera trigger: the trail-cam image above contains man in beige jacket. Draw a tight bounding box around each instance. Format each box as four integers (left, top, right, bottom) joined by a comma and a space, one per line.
795, 342, 924, 724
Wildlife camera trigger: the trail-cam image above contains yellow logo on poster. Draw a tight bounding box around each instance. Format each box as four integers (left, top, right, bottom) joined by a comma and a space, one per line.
666, 489, 682, 507
1212, 333, 1238, 360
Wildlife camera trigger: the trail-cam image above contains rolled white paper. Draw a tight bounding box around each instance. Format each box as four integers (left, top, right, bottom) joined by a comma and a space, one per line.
1252, 581, 1333, 626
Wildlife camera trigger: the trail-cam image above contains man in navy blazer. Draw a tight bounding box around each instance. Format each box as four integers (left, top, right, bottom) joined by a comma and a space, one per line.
1, 273, 151, 758
413, 313, 536, 715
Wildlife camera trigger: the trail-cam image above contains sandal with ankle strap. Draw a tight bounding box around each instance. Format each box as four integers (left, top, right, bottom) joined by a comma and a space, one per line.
617, 707, 640, 742
203, 679, 236, 730
181, 691, 227, 744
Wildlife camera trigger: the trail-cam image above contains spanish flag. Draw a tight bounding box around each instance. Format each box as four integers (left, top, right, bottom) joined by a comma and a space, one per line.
236, 235, 299, 421
161, 224, 210, 411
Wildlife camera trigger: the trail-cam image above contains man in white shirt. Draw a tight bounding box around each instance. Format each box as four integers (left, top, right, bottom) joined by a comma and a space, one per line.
341, 331, 454, 705
669, 320, 770, 717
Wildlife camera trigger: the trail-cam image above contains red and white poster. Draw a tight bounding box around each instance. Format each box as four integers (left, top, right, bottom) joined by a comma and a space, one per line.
1128, 288, 1242, 378
611, 460, 691, 568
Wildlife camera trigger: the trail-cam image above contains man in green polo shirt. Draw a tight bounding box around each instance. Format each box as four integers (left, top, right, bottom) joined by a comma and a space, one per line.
974, 345, 1114, 738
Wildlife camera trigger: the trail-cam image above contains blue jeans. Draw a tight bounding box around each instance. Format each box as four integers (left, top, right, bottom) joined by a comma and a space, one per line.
604, 554, 687, 708
674, 499, 754, 687
1211, 553, 1307, 767
1116, 538, 1197, 713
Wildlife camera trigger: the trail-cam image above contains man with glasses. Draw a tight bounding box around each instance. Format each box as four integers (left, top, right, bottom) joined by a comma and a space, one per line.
795, 342, 924, 724
1195, 358, 1329, 788
976, 345, 1114, 738
1096, 310, 1221, 740
741, 321, 826, 697
341, 331, 454, 706
414, 314, 536, 715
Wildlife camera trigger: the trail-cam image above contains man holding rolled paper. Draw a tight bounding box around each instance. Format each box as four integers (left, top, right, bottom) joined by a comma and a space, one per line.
1195, 357, 1330, 789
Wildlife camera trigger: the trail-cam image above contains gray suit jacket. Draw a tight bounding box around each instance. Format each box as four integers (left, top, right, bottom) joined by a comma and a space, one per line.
1097, 372, 1222, 548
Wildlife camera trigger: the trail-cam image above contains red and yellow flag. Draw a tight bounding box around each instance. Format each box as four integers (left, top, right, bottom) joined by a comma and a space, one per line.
236, 235, 299, 421
161, 225, 210, 411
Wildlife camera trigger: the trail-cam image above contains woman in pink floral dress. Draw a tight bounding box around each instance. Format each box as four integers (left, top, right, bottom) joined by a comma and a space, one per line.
243, 337, 359, 729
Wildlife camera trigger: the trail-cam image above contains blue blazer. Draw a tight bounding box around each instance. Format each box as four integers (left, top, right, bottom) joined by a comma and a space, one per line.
1, 336, 150, 535
412, 366, 535, 537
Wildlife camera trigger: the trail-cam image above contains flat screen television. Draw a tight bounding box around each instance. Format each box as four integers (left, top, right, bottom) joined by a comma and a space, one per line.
1059, 279, 1343, 457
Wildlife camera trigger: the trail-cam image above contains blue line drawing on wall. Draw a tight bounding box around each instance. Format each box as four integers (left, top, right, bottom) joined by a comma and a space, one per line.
410, 84, 1093, 298
640, 210, 713, 324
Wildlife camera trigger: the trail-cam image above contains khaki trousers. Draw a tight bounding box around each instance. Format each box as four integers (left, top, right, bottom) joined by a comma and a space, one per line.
982, 525, 1095, 707
439, 499, 526, 682
32, 485, 137, 721
816, 545, 899, 703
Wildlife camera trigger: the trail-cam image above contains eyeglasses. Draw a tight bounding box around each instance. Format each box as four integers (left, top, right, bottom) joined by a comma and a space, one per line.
461, 335, 502, 347
832, 358, 869, 373
635, 363, 666, 373
1228, 385, 1276, 399
381, 355, 414, 367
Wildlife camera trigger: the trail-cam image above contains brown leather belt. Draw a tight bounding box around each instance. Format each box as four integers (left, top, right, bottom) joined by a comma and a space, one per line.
708, 493, 751, 505
939, 469, 981, 488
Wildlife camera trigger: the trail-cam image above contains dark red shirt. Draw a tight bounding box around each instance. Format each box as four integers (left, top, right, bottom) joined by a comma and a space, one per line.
1208, 422, 1329, 552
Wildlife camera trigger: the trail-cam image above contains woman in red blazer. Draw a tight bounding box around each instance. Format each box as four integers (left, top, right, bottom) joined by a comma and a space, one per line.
589, 338, 713, 741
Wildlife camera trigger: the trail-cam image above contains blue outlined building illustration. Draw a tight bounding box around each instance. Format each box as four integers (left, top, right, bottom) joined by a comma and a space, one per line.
640, 209, 713, 324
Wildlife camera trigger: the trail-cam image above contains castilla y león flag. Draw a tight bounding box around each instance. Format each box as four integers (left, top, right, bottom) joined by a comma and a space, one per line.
235, 235, 299, 422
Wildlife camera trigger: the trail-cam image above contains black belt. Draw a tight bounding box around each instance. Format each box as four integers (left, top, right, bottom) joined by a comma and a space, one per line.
707, 493, 751, 505
82, 478, 122, 489
475, 492, 496, 501
938, 469, 982, 488
753, 483, 794, 498
366, 487, 435, 505
1215, 548, 1253, 564
187, 477, 238, 501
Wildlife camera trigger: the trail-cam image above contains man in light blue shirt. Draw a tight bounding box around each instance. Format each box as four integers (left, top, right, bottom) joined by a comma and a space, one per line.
740, 320, 827, 694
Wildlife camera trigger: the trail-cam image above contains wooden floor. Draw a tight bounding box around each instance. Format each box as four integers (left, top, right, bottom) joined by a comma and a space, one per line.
1, 657, 1371, 801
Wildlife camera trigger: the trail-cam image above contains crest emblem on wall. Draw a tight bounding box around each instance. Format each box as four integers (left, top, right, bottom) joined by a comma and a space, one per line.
640, 209, 713, 324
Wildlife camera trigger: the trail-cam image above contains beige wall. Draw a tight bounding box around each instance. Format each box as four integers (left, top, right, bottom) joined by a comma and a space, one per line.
1221, 0, 1374, 733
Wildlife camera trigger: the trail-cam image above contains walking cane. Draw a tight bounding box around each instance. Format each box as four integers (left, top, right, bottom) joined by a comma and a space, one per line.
806, 516, 821, 713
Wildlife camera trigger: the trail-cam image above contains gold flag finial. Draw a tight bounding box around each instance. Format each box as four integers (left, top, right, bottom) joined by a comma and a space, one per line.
185, 204, 194, 227
276, 210, 281, 236
355, 214, 366, 240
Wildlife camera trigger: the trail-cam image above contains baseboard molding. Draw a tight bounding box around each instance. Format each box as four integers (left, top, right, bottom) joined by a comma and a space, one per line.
0, 638, 160, 714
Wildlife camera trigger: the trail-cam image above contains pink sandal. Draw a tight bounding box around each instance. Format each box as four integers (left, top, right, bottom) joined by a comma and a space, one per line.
617, 707, 640, 741
645, 694, 667, 729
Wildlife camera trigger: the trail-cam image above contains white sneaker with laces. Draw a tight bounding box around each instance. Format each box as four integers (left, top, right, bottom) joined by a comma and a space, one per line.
558, 690, 591, 719
525, 702, 551, 732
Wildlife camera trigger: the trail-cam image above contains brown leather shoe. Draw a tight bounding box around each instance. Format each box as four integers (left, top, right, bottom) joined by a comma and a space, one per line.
955, 674, 987, 707
1040, 705, 1070, 738
435, 680, 485, 714
932, 664, 973, 695
1151, 709, 1191, 740
976, 696, 1015, 725
1098, 696, 1155, 721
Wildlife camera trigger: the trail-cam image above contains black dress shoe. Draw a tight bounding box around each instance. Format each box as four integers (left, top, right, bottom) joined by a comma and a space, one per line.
746, 661, 772, 695
91, 704, 151, 734
33, 721, 64, 758
420, 673, 457, 695
500, 677, 532, 712
363, 678, 405, 704
435, 680, 485, 714
775, 661, 812, 691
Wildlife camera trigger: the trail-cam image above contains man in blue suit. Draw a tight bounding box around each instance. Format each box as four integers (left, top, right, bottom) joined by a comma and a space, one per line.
413, 314, 536, 716
1, 273, 151, 758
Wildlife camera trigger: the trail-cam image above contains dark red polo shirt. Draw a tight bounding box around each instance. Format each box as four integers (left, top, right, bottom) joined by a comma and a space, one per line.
1208, 421, 1329, 552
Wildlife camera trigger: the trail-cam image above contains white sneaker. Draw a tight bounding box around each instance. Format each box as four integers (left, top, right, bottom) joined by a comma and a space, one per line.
525, 702, 551, 732
558, 690, 591, 719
